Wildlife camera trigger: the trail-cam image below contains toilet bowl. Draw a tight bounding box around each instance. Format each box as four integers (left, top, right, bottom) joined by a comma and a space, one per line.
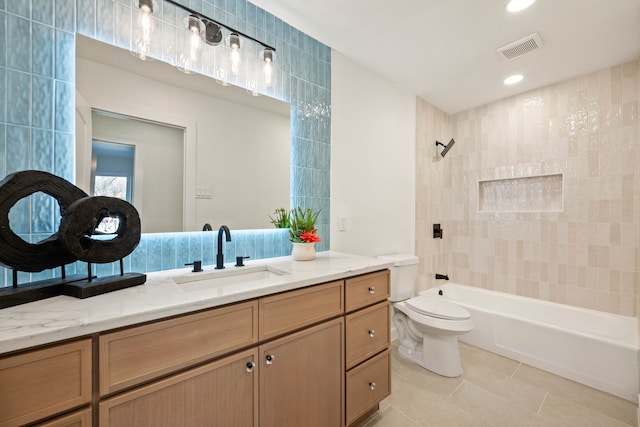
378, 254, 473, 377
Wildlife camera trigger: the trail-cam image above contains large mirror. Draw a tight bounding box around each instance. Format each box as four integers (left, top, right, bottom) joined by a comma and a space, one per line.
75, 35, 291, 233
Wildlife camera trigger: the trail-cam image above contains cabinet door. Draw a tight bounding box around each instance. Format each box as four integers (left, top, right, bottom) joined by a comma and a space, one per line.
100, 349, 258, 427
260, 318, 344, 427
0, 339, 92, 427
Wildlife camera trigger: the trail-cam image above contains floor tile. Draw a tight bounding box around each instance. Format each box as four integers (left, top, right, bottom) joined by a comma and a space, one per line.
364, 341, 638, 427
450, 381, 544, 427
538, 393, 633, 427
513, 363, 637, 426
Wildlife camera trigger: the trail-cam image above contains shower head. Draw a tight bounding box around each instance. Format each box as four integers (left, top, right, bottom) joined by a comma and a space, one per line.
435, 138, 456, 157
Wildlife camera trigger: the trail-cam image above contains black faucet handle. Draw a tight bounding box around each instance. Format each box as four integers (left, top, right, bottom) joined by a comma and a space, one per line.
235, 256, 250, 267
185, 260, 203, 272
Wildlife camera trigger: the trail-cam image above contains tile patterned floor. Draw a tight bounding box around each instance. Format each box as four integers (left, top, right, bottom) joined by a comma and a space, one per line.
357, 342, 638, 427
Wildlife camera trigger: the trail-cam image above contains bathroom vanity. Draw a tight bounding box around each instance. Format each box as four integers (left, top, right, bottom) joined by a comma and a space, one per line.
0, 252, 392, 427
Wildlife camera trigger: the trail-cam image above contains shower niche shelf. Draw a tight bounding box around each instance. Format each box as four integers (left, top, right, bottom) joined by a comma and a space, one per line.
478, 173, 563, 213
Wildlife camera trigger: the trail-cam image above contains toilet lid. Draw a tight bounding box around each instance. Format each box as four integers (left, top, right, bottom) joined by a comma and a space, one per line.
405, 295, 471, 320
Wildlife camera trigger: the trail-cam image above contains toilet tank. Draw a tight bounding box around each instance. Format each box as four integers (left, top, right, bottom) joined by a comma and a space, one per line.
377, 254, 419, 302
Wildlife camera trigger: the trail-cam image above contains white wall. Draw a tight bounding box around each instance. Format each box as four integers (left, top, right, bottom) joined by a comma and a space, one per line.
330, 51, 416, 256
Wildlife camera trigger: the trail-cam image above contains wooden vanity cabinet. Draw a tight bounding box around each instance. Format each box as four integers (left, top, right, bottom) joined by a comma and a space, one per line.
0, 339, 92, 427
344, 270, 391, 426
2, 268, 390, 427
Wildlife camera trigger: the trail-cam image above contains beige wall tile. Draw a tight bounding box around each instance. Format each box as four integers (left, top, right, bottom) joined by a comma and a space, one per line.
415, 60, 639, 317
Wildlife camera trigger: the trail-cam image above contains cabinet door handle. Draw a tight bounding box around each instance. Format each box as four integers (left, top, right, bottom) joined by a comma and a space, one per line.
368, 286, 375, 294
368, 329, 376, 338
265, 354, 275, 365
369, 382, 376, 390
246, 361, 256, 373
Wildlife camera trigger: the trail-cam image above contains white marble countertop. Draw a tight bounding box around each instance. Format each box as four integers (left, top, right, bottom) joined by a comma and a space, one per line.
0, 252, 393, 354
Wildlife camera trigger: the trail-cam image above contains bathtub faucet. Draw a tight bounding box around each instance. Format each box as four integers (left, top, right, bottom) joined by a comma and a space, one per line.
435, 273, 449, 280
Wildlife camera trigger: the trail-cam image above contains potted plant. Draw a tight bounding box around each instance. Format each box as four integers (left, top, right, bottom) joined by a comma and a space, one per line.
268, 207, 291, 228
289, 207, 321, 260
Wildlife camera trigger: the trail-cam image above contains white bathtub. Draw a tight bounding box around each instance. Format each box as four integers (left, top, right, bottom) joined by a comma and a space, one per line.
421, 283, 638, 402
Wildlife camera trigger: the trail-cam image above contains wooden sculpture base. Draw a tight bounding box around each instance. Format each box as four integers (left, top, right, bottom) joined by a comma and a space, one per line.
62, 273, 147, 299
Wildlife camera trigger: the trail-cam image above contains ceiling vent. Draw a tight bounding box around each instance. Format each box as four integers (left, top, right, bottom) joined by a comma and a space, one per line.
497, 32, 543, 60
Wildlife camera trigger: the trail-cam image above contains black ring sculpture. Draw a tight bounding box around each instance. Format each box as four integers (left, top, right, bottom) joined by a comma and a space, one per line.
0, 170, 141, 272
59, 196, 141, 263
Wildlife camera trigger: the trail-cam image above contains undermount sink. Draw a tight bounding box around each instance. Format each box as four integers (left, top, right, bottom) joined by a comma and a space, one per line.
174, 264, 289, 293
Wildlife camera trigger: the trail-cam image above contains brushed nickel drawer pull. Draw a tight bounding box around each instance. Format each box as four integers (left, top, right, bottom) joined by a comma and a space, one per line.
368, 329, 376, 338
369, 382, 376, 390
246, 361, 255, 373
368, 286, 375, 294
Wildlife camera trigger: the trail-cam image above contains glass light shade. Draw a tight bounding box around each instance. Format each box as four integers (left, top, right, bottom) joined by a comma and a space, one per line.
131, 0, 160, 60
177, 15, 204, 74
260, 48, 276, 90
228, 33, 242, 76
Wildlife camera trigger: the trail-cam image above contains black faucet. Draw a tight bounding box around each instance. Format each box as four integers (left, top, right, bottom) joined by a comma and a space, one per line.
435, 273, 449, 280
216, 225, 231, 269
202, 223, 212, 231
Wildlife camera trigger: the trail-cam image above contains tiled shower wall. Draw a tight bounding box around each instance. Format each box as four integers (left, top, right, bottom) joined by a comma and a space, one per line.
417, 60, 639, 317
0, 0, 331, 286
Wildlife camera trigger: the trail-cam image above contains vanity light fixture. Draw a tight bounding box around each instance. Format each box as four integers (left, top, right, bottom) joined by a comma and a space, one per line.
506, 0, 536, 13
503, 74, 524, 85
133, 0, 277, 90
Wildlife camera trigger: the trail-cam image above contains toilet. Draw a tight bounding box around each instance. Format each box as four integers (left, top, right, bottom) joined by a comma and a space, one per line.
379, 254, 473, 377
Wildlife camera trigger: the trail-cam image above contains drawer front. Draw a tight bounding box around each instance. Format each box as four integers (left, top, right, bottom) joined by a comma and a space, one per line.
35, 407, 92, 427
259, 280, 344, 340
0, 339, 92, 427
344, 270, 389, 313
100, 300, 258, 395
345, 302, 389, 369
345, 349, 391, 426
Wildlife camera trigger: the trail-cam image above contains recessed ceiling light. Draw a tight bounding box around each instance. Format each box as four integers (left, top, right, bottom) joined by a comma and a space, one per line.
506, 0, 536, 13
504, 74, 524, 85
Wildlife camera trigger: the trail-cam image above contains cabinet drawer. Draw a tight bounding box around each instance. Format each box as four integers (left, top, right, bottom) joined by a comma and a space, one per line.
0, 339, 92, 427
259, 280, 344, 340
345, 302, 390, 369
345, 349, 391, 426
35, 407, 92, 427
99, 300, 258, 395
344, 270, 389, 313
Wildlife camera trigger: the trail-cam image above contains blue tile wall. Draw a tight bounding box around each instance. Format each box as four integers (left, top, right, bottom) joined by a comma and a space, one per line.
0, 0, 331, 286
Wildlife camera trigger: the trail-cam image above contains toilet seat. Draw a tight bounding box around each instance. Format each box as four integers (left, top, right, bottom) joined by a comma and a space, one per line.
405, 295, 471, 320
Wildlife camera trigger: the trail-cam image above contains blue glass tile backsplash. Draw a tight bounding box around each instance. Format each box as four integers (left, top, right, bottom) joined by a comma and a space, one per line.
0, 0, 331, 286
